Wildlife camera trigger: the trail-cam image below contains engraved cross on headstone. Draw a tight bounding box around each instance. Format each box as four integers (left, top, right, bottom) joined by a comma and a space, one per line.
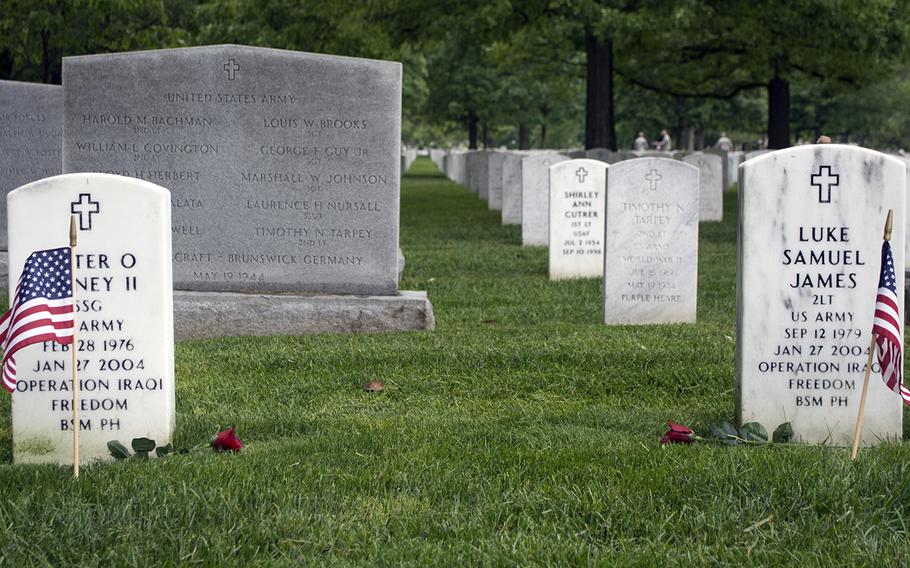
810, 165, 839, 204
645, 168, 662, 190
71, 193, 100, 231
575, 167, 588, 183
223, 58, 239, 81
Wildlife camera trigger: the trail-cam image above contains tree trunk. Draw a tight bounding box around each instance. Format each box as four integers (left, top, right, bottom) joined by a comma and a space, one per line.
0, 49, 14, 80
695, 126, 704, 150
539, 104, 550, 148
41, 30, 51, 83
768, 77, 790, 149
585, 31, 616, 151
675, 116, 689, 152
482, 121, 489, 149
518, 122, 530, 150
468, 111, 478, 149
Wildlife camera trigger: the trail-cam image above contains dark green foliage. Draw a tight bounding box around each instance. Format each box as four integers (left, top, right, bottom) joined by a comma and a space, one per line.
773, 422, 795, 444
106, 440, 130, 460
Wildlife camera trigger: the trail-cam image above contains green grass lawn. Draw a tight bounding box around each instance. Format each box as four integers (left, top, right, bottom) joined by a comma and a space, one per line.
0, 156, 908, 565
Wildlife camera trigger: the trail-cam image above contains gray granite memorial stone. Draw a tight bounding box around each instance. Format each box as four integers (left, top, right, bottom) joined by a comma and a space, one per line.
0, 81, 63, 279
0, 80, 63, 257
63, 45, 433, 336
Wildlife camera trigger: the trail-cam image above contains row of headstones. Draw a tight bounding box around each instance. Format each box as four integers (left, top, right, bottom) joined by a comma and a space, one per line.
438, 147, 910, 275
443, 144, 909, 448
401, 148, 418, 175
440, 148, 725, 228
439, 150, 702, 324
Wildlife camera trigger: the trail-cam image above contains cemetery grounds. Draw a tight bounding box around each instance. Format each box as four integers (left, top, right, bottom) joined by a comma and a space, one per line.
0, 157, 907, 565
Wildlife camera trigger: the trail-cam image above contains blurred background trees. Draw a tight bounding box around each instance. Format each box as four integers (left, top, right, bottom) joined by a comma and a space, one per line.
2, 0, 909, 150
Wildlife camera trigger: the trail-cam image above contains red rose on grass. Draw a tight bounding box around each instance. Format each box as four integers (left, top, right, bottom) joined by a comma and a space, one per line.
212, 427, 244, 452
660, 420, 694, 445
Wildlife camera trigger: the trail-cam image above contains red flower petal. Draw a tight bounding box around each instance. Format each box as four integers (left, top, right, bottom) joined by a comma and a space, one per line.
661, 420, 695, 444
667, 420, 693, 435
212, 427, 244, 452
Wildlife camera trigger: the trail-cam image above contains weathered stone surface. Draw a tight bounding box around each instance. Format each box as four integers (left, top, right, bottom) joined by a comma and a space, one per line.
475, 151, 490, 199
604, 158, 699, 324
726, 151, 744, 190
705, 148, 729, 195
64, 45, 402, 295
549, 159, 606, 279
521, 153, 568, 246
737, 144, 905, 445
0, 80, 62, 250
681, 152, 723, 221
488, 152, 506, 210
501, 152, 524, 225
174, 290, 434, 339
8, 173, 174, 465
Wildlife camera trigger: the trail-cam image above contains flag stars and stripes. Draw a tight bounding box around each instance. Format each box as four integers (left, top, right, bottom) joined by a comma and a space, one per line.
0, 247, 75, 392
872, 241, 908, 405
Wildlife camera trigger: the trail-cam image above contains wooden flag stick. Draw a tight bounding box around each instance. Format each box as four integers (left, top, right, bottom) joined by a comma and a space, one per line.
69, 215, 79, 478
850, 209, 893, 460
850, 335, 878, 460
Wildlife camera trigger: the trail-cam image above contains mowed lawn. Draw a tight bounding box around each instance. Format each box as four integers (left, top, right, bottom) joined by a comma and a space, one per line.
0, 157, 908, 565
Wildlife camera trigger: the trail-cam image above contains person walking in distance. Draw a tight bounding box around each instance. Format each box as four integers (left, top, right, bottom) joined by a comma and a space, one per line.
654, 129, 672, 151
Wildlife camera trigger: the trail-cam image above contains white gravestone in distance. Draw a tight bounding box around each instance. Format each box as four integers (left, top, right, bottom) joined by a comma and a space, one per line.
604, 158, 699, 324
549, 159, 607, 279
682, 152, 722, 222
8, 173, 174, 464
737, 145, 905, 445
477, 151, 490, 199
488, 152, 506, 211
501, 153, 524, 225
521, 153, 568, 246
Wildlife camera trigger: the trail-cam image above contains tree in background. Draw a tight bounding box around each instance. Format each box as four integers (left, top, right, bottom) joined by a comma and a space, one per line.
620, 0, 910, 148
0, 0, 185, 83
3, 0, 910, 150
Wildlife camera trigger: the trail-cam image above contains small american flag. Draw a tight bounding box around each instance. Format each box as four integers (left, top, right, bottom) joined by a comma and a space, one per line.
871, 240, 909, 405
0, 248, 75, 392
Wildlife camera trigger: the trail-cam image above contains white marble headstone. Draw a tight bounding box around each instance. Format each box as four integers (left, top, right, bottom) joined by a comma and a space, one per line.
501, 153, 524, 225
604, 158, 699, 324
8, 173, 174, 464
727, 151, 744, 190
521, 153, 568, 246
737, 144, 905, 446
682, 152, 722, 221
549, 159, 607, 279
488, 153, 506, 210
476, 151, 490, 199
